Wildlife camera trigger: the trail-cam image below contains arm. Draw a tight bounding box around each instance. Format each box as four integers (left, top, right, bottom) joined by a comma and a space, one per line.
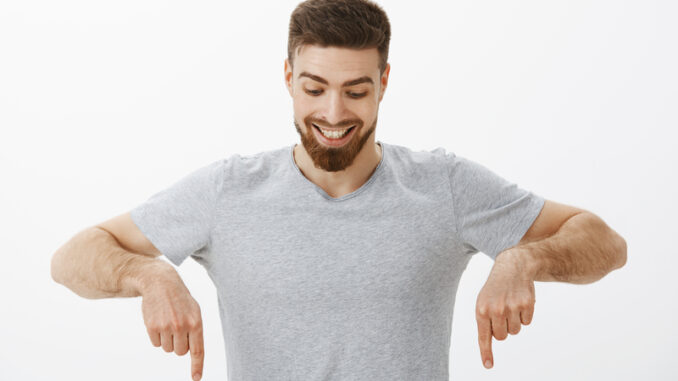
496, 209, 627, 284
475, 200, 627, 369
51, 213, 205, 381
50, 226, 177, 298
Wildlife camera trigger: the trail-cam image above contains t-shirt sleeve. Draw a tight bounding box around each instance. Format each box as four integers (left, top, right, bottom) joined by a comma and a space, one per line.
130, 159, 225, 267
446, 152, 545, 260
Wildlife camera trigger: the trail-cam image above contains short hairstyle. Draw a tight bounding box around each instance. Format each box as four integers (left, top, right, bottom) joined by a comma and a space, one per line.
287, 0, 391, 75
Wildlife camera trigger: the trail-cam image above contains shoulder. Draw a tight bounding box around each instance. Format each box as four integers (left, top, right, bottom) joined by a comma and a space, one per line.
383, 142, 453, 167
220, 145, 291, 187
383, 143, 514, 194
380, 143, 455, 192
383, 142, 455, 179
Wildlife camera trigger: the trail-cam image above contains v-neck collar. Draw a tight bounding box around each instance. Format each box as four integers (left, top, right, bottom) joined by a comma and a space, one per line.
287, 141, 386, 202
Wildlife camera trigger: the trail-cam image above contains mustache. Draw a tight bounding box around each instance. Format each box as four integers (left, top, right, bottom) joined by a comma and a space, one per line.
305, 117, 363, 129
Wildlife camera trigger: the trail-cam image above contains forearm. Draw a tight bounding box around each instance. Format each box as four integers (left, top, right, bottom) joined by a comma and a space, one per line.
51, 227, 178, 299
498, 213, 627, 284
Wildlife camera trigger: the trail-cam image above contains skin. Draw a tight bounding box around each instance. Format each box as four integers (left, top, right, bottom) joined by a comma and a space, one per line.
284, 45, 627, 372
138, 265, 204, 380
52, 43, 626, 380
284, 45, 390, 198
475, 249, 537, 369
476, 208, 627, 369
50, 224, 205, 381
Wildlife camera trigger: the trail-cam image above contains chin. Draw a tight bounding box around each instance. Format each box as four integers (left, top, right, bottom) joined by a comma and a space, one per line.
293, 117, 377, 172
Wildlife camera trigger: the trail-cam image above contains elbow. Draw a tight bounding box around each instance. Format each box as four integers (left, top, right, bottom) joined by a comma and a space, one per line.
51, 250, 65, 285
50, 227, 90, 286
612, 233, 627, 270
51, 233, 81, 286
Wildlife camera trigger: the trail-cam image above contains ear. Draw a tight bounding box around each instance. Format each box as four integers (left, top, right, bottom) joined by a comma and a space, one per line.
284, 58, 294, 97
378, 63, 391, 102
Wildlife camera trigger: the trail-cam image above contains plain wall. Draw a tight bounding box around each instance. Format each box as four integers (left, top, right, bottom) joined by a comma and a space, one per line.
1, 0, 675, 379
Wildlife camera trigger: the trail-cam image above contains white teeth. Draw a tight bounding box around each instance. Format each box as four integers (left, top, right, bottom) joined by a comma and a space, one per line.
316, 125, 353, 139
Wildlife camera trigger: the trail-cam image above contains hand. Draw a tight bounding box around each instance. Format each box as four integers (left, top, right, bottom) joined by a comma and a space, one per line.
141, 273, 204, 381
475, 250, 536, 369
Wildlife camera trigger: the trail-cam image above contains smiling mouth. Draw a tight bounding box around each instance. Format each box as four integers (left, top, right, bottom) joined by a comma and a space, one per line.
312, 123, 355, 139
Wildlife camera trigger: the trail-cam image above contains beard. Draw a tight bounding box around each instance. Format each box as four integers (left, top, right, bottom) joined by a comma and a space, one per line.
294, 114, 377, 172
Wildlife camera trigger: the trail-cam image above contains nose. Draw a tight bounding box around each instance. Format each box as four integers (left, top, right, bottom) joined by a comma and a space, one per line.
321, 90, 349, 126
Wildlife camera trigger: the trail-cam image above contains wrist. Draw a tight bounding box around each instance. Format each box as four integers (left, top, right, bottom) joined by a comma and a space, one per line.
119, 255, 178, 297
495, 247, 539, 281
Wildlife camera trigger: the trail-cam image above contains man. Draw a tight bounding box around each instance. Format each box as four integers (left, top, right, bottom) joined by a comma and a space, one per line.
50, 0, 627, 380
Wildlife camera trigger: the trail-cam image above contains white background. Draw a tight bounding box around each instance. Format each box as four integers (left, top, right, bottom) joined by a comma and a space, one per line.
1, 0, 676, 380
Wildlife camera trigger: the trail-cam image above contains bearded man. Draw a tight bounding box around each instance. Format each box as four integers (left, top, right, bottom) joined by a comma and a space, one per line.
51, 1, 627, 380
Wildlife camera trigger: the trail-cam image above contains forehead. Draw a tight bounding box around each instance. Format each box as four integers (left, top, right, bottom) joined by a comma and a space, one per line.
294, 45, 380, 83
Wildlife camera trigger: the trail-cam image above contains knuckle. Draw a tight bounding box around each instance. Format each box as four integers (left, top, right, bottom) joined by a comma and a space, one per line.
187, 318, 202, 330
191, 347, 204, 357
159, 322, 172, 332
508, 306, 523, 315
515, 298, 533, 310
147, 321, 162, 332
170, 320, 184, 332
489, 306, 505, 317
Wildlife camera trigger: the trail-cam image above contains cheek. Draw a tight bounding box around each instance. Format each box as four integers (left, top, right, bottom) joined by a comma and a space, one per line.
292, 96, 312, 117
355, 102, 377, 122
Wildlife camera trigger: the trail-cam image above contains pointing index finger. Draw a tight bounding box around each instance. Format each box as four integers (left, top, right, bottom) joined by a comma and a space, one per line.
189, 327, 204, 381
476, 315, 494, 369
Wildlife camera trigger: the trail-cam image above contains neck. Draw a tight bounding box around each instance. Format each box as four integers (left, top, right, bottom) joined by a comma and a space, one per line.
293, 140, 382, 199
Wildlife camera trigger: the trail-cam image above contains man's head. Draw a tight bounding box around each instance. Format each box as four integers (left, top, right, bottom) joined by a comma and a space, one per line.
284, 0, 391, 172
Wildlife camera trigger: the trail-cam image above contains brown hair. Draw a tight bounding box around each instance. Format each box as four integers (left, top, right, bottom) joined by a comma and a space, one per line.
288, 0, 391, 75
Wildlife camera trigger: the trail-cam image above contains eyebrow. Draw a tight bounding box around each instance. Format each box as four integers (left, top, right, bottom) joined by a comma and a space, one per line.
298, 71, 374, 87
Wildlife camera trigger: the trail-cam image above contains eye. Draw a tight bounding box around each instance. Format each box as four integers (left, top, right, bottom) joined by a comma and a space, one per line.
348, 92, 368, 99
303, 89, 368, 98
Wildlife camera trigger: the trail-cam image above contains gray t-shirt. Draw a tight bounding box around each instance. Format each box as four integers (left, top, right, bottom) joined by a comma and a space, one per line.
130, 141, 544, 381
